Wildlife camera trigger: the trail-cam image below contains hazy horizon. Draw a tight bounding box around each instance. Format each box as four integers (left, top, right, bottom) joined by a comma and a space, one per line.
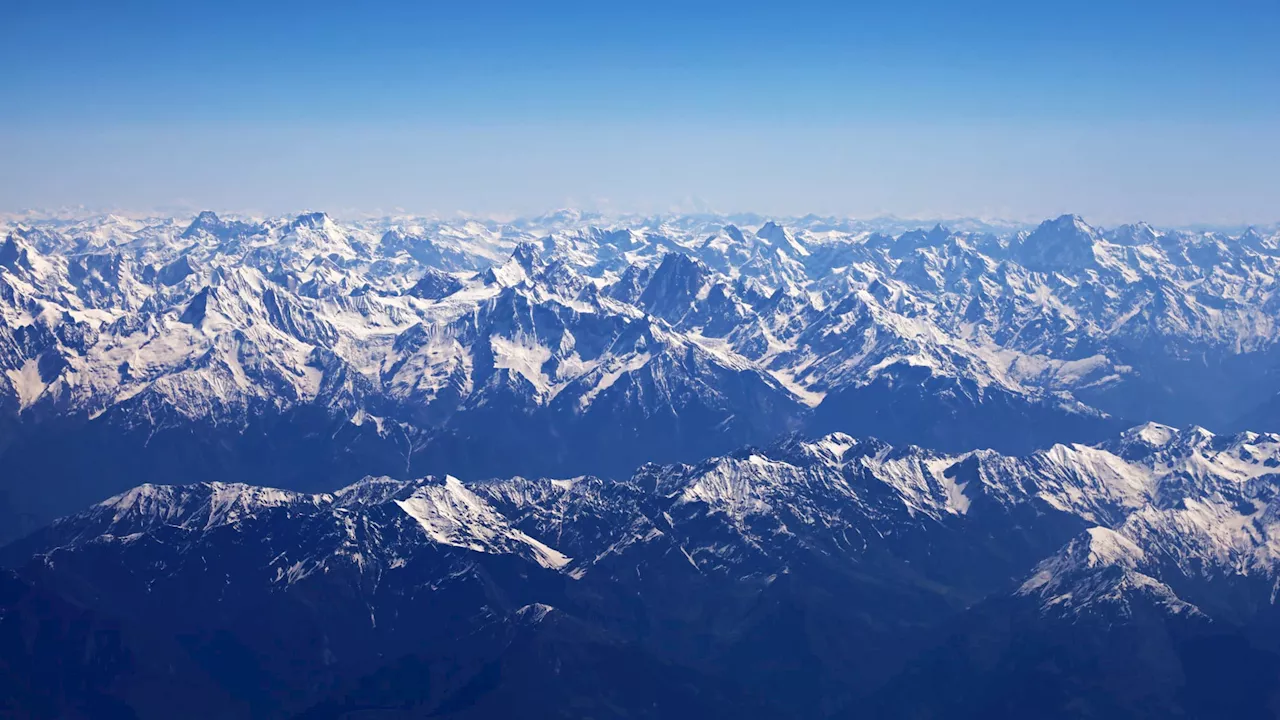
3, 205, 1275, 236
3, 1, 1278, 226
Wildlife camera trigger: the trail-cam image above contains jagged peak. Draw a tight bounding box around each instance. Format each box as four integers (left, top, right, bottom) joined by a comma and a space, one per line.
1109, 221, 1161, 246
406, 267, 464, 299
795, 432, 864, 463
290, 211, 333, 229
1049, 213, 1093, 230
1018, 526, 1201, 618
394, 476, 572, 569
187, 210, 221, 228
94, 481, 324, 532
1015, 213, 1101, 271
1238, 225, 1277, 252
0, 230, 34, 271
509, 240, 544, 272
756, 220, 809, 257
1018, 526, 1147, 592
181, 210, 243, 240
1025, 213, 1096, 240
332, 475, 422, 506
636, 253, 715, 315
663, 248, 705, 270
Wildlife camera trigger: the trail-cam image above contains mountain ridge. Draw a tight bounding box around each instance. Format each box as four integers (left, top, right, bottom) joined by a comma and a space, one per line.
7, 423, 1280, 718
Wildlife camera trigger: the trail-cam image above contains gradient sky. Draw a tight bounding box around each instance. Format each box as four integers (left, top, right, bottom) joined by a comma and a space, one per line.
2, 0, 1278, 225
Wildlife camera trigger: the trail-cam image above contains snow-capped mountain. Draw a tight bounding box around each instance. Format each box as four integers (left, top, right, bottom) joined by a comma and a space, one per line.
6, 210, 1280, 542
7, 210, 1280, 718
7, 423, 1280, 718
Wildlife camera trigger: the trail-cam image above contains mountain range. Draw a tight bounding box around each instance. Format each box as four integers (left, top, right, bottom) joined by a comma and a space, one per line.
6, 424, 1280, 717
5, 210, 1280, 717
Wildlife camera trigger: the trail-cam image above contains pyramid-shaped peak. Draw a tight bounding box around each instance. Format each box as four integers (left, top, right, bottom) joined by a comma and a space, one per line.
652, 251, 709, 282
638, 253, 712, 311
1016, 214, 1100, 272
181, 210, 223, 238
756, 221, 809, 256
510, 241, 544, 272
1238, 226, 1276, 251
756, 221, 788, 241
179, 286, 213, 326
1040, 214, 1097, 236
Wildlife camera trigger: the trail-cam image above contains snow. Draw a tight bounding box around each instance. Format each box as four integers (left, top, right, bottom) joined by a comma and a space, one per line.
489, 336, 553, 397
677, 456, 786, 520
1082, 526, 1147, 567
32, 413, 1280, 624
1131, 422, 1177, 447
11, 210, 1280, 622
395, 477, 571, 569
6, 358, 47, 409
7, 209, 1280, 467
576, 351, 651, 409
929, 458, 971, 514
769, 367, 826, 407
814, 433, 858, 462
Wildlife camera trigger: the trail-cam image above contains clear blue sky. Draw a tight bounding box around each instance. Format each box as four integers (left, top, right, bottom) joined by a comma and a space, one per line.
2, 0, 1277, 225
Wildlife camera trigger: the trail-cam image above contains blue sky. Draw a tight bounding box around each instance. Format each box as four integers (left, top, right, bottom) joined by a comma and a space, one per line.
2, 0, 1277, 224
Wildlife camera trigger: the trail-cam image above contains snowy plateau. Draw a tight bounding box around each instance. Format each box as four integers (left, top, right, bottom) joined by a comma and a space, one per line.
6, 209, 1280, 718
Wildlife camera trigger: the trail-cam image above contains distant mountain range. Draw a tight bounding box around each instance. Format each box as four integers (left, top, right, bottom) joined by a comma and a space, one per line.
5, 210, 1280, 717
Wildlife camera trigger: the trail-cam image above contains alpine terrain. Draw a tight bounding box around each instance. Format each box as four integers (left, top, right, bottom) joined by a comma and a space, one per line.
4, 210, 1280, 718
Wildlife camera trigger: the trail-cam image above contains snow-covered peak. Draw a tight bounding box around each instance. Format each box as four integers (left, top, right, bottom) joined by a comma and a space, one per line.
9, 208, 1280, 557
509, 241, 543, 274
90, 482, 326, 534
331, 475, 419, 506
1109, 221, 1161, 246
1015, 214, 1100, 272
43, 474, 576, 575
1018, 526, 1200, 617
0, 231, 35, 272
181, 210, 224, 238
21, 418, 1280, 634
1078, 526, 1147, 568
756, 221, 810, 258
638, 252, 713, 314
1125, 421, 1178, 448
290, 211, 334, 230
394, 476, 571, 569
795, 432, 862, 463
